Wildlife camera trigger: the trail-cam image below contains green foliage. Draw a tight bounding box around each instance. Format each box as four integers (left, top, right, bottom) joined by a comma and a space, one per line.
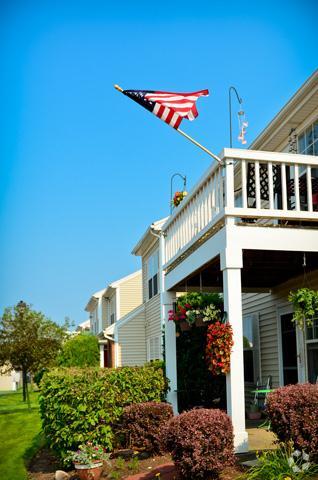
240, 443, 318, 480
39, 365, 167, 461
288, 288, 318, 328
177, 292, 223, 310
0, 301, 65, 400
58, 332, 99, 367
0, 391, 42, 480
0, 301, 65, 373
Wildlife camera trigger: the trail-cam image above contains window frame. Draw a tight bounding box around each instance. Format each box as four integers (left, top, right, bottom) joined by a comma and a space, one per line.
147, 250, 159, 300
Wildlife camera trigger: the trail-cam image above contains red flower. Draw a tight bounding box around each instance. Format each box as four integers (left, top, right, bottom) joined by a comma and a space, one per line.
205, 322, 233, 376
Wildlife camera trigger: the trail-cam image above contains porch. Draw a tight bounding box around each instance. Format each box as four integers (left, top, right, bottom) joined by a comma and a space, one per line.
160, 148, 318, 453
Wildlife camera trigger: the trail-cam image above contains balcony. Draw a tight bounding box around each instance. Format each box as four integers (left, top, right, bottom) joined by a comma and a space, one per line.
162, 149, 318, 269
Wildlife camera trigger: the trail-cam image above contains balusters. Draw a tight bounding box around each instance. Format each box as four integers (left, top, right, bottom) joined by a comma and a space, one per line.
307, 165, 313, 212
281, 163, 288, 211
241, 160, 247, 209
254, 161, 261, 209
268, 162, 274, 210
294, 164, 300, 211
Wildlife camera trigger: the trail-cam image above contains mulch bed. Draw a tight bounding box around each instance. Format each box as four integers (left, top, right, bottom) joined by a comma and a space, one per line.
28, 448, 244, 480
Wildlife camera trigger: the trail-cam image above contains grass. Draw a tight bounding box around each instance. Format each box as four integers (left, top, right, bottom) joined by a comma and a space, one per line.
0, 389, 43, 480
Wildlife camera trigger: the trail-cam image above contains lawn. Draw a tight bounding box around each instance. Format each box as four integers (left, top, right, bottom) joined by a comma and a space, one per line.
0, 390, 42, 480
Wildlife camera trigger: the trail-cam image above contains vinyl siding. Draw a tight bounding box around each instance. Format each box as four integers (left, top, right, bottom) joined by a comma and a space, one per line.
119, 273, 142, 318
141, 241, 162, 359
117, 308, 146, 366
243, 269, 318, 388
145, 294, 161, 348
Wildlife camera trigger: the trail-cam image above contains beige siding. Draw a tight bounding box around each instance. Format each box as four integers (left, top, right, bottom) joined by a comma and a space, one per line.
119, 272, 142, 318
142, 240, 159, 303
145, 294, 161, 343
243, 270, 318, 388
117, 309, 146, 366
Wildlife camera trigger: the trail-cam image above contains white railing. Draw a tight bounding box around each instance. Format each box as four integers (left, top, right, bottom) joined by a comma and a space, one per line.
163, 148, 318, 265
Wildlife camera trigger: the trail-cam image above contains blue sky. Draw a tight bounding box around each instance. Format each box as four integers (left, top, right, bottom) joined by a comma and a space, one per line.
0, 0, 317, 325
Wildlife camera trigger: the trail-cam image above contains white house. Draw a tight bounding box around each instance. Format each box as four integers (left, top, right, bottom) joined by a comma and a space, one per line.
132, 217, 168, 362
153, 70, 318, 453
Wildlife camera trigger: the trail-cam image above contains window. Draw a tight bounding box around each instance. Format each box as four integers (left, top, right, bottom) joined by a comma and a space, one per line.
147, 336, 161, 361
110, 313, 115, 325
147, 251, 159, 299
298, 120, 318, 156
243, 314, 260, 383
306, 318, 318, 383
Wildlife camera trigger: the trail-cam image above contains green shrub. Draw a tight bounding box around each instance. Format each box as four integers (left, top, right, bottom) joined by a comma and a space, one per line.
57, 332, 100, 367
241, 443, 318, 479
39, 365, 167, 461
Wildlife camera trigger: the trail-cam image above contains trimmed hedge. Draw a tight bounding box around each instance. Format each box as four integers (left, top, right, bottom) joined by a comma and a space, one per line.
39, 365, 167, 460
121, 401, 173, 454
266, 383, 318, 460
162, 408, 235, 478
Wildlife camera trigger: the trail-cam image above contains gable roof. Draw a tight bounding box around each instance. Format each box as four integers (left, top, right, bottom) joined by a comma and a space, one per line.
84, 270, 141, 312
132, 217, 168, 257
250, 69, 318, 151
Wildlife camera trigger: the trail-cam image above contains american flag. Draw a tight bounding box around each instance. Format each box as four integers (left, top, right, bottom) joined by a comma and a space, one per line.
122, 89, 209, 129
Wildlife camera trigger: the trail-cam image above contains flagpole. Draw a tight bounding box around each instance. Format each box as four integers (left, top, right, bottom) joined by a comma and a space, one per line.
176, 128, 222, 164
114, 84, 222, 164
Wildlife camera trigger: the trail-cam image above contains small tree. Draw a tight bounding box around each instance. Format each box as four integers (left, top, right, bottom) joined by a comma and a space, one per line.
0, 301, 65, 402
58, 331, 100, 367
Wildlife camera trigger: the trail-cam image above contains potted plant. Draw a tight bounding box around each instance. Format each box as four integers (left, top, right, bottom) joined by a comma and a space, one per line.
172, 190, 187, 208
202, 303, 223, 326
247, 401, 262, 420
65, 442, 110, 480
288, 287, 318, 328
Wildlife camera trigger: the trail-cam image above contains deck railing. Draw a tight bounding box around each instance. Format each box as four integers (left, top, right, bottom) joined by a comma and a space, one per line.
163, 148, 318, 266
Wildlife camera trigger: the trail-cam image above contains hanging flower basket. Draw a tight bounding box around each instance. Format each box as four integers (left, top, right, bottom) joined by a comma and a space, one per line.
205, 322, 234, 376
172, 191, 187, 208
288, 288, 318, 329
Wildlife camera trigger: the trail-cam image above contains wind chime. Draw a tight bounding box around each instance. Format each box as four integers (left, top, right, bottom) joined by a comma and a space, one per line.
237, 108, 248, 145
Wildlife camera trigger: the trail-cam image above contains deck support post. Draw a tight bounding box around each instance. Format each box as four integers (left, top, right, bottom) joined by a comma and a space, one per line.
99, 343, 105, 368
162, 291, 178, 413
221, 249, 248, 453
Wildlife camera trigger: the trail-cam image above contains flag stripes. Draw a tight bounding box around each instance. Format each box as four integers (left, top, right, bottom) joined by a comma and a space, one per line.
123, 88, 209, 129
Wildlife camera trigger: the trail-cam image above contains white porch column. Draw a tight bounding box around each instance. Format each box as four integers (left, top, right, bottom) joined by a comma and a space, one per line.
99, 343, 105, 368
221, 248, 248, 453
162, 290, 178, 413
159, 230, 178, 413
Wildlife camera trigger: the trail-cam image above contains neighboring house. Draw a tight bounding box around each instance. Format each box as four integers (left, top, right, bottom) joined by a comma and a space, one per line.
132, 217, 168, 362
157, 69, 318, 453
76, 319, 91, 332
85, 270, 143, 368
0, 367, 21, 391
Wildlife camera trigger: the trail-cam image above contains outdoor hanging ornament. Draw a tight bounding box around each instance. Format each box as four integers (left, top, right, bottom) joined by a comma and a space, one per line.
237, 109, 248, 145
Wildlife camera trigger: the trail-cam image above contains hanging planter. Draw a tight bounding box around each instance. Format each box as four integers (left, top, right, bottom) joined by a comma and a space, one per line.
168, 293, 224, 331
288, 288, 318, 329
205, 322, 234, 376
172, 191, 187, 208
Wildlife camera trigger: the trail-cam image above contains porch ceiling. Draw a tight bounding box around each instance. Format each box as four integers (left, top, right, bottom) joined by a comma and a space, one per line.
172, 250, 318, 293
